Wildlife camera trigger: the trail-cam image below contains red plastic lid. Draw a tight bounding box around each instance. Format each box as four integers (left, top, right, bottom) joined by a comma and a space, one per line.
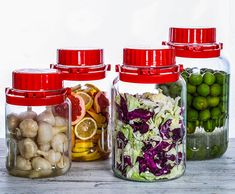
169, 28, 216, 44
123, 48, 175, 67
164, 27, 222, 58
54, 49, 110, 81
12, 69, 63, 90
117, 48, 183, 84
6, 69, 68, 106
57, 49, 103, 66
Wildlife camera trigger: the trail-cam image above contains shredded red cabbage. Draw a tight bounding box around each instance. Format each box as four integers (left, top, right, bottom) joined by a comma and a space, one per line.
116, 94, 154, 128
130, 122, 149, 134
116, 131, 128, 149
114, 92, 185, 180
128, 109, 154, 122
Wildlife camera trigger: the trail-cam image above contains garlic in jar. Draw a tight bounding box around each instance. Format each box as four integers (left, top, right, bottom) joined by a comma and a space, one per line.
51, 133, 68, 153
37, 122, 53, 146
31, 157, 52, 171
55, 116, 67, 127
39, 143, 51, 152
6, 68, 71, 178
19, 119, 38, 138
19, 107, 37, 120
37, 107, 55, 126
18, 138, 38, 159
16, 156, 32, 171
7, 113, 20, 131
37, 149, 61, 165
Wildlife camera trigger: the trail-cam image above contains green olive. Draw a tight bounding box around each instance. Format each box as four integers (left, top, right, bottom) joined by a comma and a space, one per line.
199, 110, 211, 121
193, 96, 208, 110
187, 109, 199, 122
203, 72, 216, 85
187, 122, 196, 134
203, 120, 215, 132
189, 73, 203, 86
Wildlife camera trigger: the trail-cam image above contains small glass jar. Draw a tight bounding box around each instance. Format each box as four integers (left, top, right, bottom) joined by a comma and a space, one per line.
5, 69, 71, 178
112, 48, 186, 181
164, 27, 230, 160
52, 49, 111, 161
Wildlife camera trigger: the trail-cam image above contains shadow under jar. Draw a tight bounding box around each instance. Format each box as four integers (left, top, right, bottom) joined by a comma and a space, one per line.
164, 27, 230, 160
112, 48, 186, 182
5, 69, 71, 178
52, 49, 111, 161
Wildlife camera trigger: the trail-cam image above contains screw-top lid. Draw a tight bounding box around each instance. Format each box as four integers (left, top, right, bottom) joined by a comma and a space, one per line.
116, 48, 183, 84
6, 69, 68, 106
57, 49, 103, 66
169, 27, 216, 44
163, 27, 223, 58
123, 48, 176, 67
52, 49, 110, 81
12, 69, 63, 91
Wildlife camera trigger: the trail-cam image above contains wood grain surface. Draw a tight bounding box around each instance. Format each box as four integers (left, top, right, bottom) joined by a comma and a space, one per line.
0, 139, 234, 194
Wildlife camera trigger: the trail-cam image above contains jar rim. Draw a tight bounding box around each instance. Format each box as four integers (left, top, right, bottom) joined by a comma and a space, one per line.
116, 64, 183, 84
5, 88, 69, 106
51, 64, 111, 81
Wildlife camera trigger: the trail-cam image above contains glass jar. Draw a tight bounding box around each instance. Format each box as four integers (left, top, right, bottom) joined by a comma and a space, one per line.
112, 48, 186, 181
52, 49, 111, 161
5, 69, 71, 178
164, 27, 230, 160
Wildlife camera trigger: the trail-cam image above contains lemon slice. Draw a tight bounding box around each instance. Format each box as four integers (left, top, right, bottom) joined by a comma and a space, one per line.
74, 117, 97, 140
71, 126, 75, 148
87, 110, 106, 124
75, 140, 94, 148
84, 83, 100, 97
85, 83, 100, 92
72, 141, 94, 153
80, 150, 101, 161
76, 92, 93, 111
72, 152, 89, 158
72, 146, 89, 153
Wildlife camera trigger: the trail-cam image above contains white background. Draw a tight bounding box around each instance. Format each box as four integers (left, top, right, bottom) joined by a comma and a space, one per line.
0, 0, 234, 138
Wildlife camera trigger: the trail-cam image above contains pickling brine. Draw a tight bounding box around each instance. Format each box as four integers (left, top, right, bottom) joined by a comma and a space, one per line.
164, 27, 230, 160
5, 69, 71, 178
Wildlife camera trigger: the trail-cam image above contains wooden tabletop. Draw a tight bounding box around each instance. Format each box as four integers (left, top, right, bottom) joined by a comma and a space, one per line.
0, 138, 235, 194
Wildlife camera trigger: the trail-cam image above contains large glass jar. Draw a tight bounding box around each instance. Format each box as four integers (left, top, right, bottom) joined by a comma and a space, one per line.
112, 48, 186, 181
52, 49, 111, 161
5, 69, 71, 178
164, 27, 230, 160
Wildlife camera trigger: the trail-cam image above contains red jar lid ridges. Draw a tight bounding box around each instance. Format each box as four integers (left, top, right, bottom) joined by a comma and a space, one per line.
12, 68, 63, 91
123, 48, 176, 67
117, 48, 182, 84
169, 27, 216, 44
164, 27, 222, 58
57, 49, 103, 66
